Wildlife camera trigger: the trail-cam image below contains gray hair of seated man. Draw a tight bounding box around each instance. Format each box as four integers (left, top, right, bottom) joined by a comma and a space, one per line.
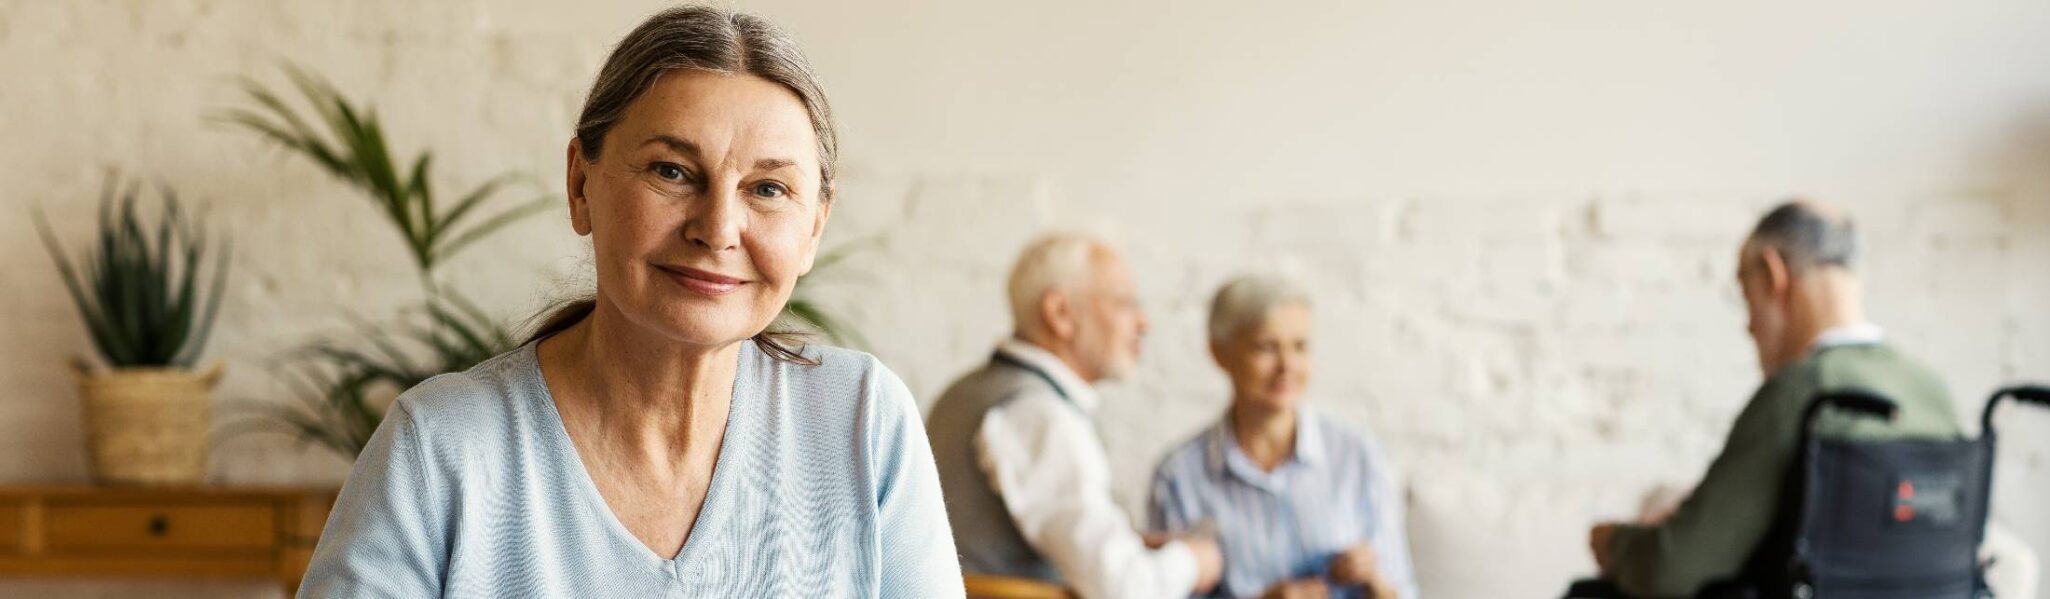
1007, 232, 1107, 335
1207, 274, 1311, 345
1748, 200, 1856, 274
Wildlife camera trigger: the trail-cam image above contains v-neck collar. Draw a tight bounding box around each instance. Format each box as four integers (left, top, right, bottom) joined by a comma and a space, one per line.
523, 338, 756, 576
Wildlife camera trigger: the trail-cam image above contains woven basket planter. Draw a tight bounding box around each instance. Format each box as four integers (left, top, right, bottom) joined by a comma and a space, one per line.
76, 364, 221, 485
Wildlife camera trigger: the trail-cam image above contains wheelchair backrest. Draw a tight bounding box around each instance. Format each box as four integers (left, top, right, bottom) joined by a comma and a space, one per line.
1793, 434, 1988, 597
1730, 388, 2033, 599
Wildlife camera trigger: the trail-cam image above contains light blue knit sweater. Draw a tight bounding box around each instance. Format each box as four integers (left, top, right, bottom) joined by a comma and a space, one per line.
299, 340, 964, 598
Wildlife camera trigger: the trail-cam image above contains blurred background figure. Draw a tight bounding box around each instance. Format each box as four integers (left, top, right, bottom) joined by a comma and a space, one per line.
928, 232, 1225, 599
1587, 201, 1966, 597
1150, 274, 1419, 599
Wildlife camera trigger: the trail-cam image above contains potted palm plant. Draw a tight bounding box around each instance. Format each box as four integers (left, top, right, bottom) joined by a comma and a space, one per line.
215, 67, 548, 457
35, 175, 231, 484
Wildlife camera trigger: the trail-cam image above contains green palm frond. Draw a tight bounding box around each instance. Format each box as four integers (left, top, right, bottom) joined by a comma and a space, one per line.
217, 358, 382, 457
214, 65, 553, 458
783, 298, 868, 350
808, 235, 882, 276
219, 292, 524, 457
218, 65, 553, 273
779, 235, 881, 349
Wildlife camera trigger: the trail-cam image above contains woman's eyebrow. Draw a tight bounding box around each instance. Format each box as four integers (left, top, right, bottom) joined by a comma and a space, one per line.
642, 134, 701, 157
641, 136, 794, 173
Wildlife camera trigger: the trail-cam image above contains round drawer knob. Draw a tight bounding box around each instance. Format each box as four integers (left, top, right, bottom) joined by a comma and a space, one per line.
147, 515, 169, 537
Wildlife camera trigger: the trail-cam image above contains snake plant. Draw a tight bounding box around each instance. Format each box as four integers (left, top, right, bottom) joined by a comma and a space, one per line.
34, 175, 230, 370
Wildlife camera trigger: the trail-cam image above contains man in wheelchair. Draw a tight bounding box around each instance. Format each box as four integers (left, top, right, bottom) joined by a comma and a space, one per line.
1579, 200, 1970, 598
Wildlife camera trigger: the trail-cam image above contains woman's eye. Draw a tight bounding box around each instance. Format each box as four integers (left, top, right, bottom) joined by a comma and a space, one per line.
751, 182, 787, 198
652, 163, 687, 181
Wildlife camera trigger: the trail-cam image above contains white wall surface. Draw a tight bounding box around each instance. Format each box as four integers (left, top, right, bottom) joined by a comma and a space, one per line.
2, 0, 2048, 597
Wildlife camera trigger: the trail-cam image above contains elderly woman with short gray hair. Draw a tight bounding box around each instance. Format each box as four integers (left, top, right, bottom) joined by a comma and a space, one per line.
1149, 275, 1420, 599
298, 6, 961, 597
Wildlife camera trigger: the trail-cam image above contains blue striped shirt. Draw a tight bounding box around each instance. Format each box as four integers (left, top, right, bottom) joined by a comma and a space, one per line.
299, 340, 964, 598
1149, 408, 1419, 599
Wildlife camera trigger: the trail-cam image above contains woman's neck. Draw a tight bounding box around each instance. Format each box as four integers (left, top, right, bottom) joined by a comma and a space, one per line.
540, 298, 740, 466
1229, 401, 1297, 472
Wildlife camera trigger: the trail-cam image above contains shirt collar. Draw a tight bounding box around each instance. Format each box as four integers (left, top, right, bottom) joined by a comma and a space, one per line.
1809, 323, 1885, 353
1205, 406, 1324, 484
994, 338, 1101, 414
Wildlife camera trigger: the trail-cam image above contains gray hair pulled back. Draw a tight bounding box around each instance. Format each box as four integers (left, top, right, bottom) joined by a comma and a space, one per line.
574, 5, 838, 195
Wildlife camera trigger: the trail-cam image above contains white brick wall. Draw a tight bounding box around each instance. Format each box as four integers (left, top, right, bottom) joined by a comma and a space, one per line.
3, 1, 2049, 597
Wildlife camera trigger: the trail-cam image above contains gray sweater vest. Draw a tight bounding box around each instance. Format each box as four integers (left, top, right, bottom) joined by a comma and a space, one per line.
925, 354, 1071, 582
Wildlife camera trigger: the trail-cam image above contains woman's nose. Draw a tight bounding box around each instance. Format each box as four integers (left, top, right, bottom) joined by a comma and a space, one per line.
684, 188, 743, 251
1279, 349, 1307, 374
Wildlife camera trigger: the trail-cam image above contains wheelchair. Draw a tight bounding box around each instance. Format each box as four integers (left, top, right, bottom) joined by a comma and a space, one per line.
1564, 385, 2050, 599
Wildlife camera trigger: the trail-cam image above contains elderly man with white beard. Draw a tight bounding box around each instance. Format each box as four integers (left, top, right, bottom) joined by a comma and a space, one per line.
927, 232, 1225, 599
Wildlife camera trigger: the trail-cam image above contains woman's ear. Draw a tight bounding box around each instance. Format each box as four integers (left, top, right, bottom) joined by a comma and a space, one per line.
566, 138, 594, 237
1208, 340, 1228, 370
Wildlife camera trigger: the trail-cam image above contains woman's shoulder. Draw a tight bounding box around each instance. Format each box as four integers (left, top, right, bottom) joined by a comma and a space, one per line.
757, 341, 913, 404
1300, 406, 1354, 435
386, 344, 542, 441
1154, 420, 1220, 482
745, 341, 928, 460
1305, 409, 1383, 455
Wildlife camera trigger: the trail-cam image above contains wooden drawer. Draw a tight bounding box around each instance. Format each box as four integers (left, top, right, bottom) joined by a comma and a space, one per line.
44, 501, 275, 553
0, 502, 18, 553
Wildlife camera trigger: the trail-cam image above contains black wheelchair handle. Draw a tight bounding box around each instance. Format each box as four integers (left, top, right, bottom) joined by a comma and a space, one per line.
1982, 384, 2050, 435
1997, 385, 2050, 407
1813, 390, 1900, 420
1800, 389, 1899, 438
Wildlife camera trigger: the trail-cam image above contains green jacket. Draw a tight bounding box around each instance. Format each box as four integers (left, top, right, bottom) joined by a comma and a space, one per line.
1606, 343, 1964, 598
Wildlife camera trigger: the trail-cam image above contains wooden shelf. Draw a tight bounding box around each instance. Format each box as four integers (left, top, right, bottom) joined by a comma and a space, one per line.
0, 485, 336, 594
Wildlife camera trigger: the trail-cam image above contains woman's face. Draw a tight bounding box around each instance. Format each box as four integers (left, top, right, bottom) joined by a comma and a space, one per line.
1213, 303, 1312, 413
567, 69, 829, 349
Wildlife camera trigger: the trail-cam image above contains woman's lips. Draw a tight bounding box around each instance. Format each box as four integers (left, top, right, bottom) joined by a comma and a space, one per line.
657, 264, 747, 296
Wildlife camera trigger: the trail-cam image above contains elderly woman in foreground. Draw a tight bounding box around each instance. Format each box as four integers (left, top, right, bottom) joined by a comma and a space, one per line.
298, 6, 961, 597
1150, 275, 1420, 599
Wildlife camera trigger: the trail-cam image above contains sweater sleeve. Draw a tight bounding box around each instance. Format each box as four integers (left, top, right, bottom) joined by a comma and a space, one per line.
298, 400, 451, 598
1606, 375, 1811, 598
869, 360, 968, 598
